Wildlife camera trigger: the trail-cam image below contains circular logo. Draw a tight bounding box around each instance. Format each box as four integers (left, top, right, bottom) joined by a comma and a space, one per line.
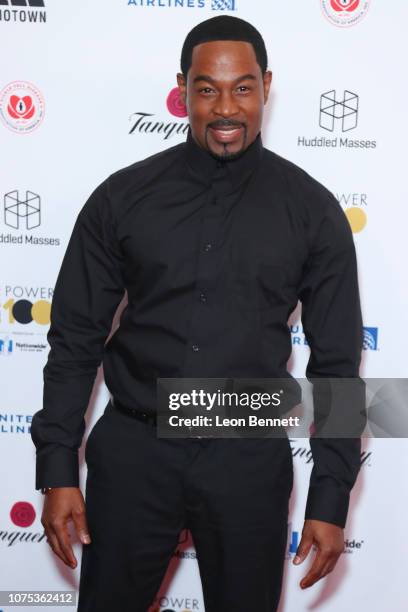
321, 0, 370, 27
345, 207, 367, 233
166, 87, 187, 118
0, 81, 45, 133
10, 501, 36, 527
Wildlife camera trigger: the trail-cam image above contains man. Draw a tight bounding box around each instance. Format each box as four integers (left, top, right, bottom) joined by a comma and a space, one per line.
31, 15, 363, 612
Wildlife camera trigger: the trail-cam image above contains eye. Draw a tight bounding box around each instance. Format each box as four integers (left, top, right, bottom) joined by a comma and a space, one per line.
236, 85, 251, 93
198, 87, 215, 94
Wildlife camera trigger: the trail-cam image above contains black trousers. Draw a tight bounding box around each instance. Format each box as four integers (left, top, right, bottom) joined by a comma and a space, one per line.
77, 399, 293, 612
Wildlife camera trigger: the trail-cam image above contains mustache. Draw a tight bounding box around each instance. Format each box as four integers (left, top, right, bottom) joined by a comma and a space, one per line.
207, 119, 245, 129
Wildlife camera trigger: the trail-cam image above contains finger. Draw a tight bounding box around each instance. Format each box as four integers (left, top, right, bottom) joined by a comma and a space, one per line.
71, 507, 91, 544
293, 532, 314, 565
300, 548, 330, 589
44, 526, 72, 567
51, 520, 77, 568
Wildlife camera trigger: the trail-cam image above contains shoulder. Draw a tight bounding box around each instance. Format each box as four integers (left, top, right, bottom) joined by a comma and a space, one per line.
106, 142, 185, 193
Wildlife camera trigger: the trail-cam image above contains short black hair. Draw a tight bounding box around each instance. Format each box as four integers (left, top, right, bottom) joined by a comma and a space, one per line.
180, 15, 268, 77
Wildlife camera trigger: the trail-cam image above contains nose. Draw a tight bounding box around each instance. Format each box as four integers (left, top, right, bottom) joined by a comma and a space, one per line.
212, 90, 240, 118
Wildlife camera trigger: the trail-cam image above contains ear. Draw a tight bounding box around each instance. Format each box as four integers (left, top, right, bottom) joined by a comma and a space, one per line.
177, 72, 187, 105
263, 70, 273, 104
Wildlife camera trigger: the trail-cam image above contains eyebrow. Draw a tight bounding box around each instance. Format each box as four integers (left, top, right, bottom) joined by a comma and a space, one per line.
193, 73, 257, 85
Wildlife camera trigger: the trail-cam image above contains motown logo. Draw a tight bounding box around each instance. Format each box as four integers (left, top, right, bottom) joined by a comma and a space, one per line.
0, 0, 46, 23
319, 90, 358, 132
321, 0, 370, 28
0, 81, 45, 133
4, 190, 41, 230
363, 327, 378, 351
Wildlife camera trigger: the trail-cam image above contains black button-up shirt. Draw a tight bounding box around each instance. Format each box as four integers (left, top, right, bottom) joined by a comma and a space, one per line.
31, 129, 363, 528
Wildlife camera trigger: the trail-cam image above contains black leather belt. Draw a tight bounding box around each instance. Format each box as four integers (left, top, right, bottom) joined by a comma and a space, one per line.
112, 398, 157, 426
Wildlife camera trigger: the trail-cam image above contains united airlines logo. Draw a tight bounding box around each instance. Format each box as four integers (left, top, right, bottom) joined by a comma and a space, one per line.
320, 90, 359, 132
363, 327, 378, 350
4, 190, 41, 230
127, 0, 236, 10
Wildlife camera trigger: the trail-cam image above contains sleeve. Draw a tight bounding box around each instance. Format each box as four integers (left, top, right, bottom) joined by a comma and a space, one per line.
298, 191, 364, 529
30, 178, 126, 490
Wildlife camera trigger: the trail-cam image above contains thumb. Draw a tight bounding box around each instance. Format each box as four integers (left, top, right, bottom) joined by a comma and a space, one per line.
71, 510, 91, 545
293, 531, 313, 565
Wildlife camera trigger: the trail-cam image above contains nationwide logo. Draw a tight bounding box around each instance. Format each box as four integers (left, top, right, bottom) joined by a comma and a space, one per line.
0, 81, 45, 133
127, 0, 236, 10
343, 537, 364, 554
129, 87, 189, 139
363, 326, 378, 350
0, 0, 46, 24
1, 190, 60, 246
286, 522, 300, 560
321, 0, 370, 28
337, 192, 368, 233
0, 335, 13, 356
297, 89, 377, 150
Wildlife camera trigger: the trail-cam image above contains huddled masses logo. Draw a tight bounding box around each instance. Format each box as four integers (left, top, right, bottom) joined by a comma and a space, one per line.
320, 90, 359, 132
0, 81, 45, 133
363, 327, 378, 350
4, 190, 41, 229
321, 0, 370, 27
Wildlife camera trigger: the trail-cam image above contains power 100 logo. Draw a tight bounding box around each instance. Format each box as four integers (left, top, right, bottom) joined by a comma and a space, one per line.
1, 285, 52, 328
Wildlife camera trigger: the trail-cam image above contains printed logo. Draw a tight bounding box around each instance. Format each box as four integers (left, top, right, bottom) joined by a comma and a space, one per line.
0, 81, 45, 133
10, 501, 36, 528
127, 0, 236, 10
320, 90, 358, 132
166, 87, 187, 118
0, 336, 13, 355
0, 0, 46, 24
4, 190, 40, 230
129, 87, 189, 140
1, 190, 60, 246
211, 0, 236, 9
321, 0, 370, 28
298, 89, 376, 150
286, 523, 300, 559
337, 192, 368, 233
363, 327, 378, 350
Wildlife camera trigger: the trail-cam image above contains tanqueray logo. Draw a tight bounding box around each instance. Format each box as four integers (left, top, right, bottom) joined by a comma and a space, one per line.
127, 0, 236, 9
321, 0, 370, 28
129, 86, 189, 139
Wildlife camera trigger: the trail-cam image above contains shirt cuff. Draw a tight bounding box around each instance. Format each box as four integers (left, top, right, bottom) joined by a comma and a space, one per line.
304, 483, 350, 529
35, 446, 79, 490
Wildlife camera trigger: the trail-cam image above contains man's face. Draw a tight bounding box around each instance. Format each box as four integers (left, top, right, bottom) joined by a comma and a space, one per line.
177, 40, 272, 160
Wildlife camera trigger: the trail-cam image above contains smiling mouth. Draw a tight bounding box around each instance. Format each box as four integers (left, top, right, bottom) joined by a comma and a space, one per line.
208, 125, 244, 143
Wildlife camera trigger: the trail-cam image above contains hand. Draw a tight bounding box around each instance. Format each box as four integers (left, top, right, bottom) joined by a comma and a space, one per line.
41, 487, 91, 569
293, 519, 344, 589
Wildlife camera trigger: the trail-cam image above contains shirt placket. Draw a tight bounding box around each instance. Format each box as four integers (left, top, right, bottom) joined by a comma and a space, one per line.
182, 165, 229, 378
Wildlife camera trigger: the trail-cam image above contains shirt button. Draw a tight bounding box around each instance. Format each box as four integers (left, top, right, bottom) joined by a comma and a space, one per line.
191, 344, 200, 352
203, 243, 212, 252
199, 292, 207, 303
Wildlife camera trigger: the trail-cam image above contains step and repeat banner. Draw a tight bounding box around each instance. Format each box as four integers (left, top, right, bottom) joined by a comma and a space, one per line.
1, 1, 407, 611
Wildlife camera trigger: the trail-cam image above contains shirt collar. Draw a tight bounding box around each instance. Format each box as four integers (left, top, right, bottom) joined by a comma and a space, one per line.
184, 127, 264, 191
